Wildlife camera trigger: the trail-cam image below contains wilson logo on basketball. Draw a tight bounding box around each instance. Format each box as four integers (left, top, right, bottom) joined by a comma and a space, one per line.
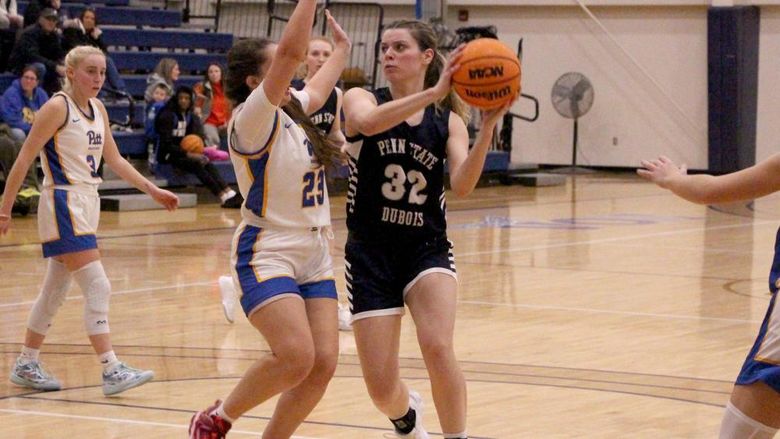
464, 85, 513, 101
468, 65, 504, 80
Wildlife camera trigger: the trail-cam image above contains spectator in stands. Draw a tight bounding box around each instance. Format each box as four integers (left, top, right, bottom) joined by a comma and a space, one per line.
145, 58, 179, 103
193, 63, 230, 149
0, 0, 23, 30
0, 123, 39, 216
22, 0, 73, 29
0, 66, 49, 143
154, 85, 240, 208
145, 83, 169, 143
22, 0, 47, 28
9, 8, 65, 95
61, 8, 126, 94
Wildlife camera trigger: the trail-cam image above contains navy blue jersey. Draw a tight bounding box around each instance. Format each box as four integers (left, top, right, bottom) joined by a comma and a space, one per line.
290, 79, 338, 134
345, 87, 450, 243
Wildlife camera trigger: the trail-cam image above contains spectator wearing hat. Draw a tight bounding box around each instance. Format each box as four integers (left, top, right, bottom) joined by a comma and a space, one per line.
8, 8, 65, 94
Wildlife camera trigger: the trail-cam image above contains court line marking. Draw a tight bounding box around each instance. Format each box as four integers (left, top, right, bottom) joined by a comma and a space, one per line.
0, 408, 320, 438
0, 219, 774, 324
458, 300, 762, 324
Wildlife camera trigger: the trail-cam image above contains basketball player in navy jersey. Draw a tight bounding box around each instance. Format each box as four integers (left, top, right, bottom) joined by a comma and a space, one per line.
0, 46, 179, 396
291, 36, 345, 145
639, 155, 780, 439
188, 3, 350, 438
342, 20, 513, 439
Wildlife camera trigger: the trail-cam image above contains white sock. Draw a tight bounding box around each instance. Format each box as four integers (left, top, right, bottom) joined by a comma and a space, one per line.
19, 346, 40, 363
214, 402, 235, 423
719, 401, 778, 439
219, 189, 236, 203
98, 350, 121, 372
443, 433, 468, 439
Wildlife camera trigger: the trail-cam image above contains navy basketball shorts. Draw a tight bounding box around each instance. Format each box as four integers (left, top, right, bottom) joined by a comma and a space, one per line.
344, 235, 457, 322
736, 291, 780, 393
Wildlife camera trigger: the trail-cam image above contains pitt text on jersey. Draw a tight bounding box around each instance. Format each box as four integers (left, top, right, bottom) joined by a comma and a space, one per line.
86, 130, 103, 150
376, 138, 439, 171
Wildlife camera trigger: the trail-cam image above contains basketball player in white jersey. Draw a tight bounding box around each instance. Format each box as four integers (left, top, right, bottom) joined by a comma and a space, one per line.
0, 46, 179, 396
218, 35, 353, 330
188, 3, 350, 438
639, 155, 780, 439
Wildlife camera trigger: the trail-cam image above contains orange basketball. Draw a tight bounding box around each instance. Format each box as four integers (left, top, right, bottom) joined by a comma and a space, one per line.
180, 134, 205, 154
452, 38, 521, 110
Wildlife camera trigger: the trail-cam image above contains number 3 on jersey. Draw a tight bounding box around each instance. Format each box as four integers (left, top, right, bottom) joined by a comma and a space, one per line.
86, 155, 99, 178
382, 164, 427, 205
302, 168, 325, 207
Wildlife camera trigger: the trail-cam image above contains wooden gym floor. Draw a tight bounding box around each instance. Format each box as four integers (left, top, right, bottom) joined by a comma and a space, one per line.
0, 171, 775, 438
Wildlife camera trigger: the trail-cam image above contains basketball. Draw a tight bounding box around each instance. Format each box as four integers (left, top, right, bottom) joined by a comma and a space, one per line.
180, 134, 205, 154
452, 38, 521, 110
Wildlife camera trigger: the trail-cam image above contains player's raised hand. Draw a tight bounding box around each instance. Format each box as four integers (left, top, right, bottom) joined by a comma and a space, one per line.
637, 155, 688, 189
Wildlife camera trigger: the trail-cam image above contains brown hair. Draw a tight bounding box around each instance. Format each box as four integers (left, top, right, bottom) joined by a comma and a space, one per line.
153, 57, 179, 83
383, 20, 470, 124
226, 38, 343, 169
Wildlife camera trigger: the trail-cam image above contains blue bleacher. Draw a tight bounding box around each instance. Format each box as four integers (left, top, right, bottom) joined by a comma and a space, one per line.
122, 74, 201, 99
18, 2, 181, 27
102, 29, 233, 52
61, 0, 129, 5
153, 162, 236, 186
112, 52, 226, 73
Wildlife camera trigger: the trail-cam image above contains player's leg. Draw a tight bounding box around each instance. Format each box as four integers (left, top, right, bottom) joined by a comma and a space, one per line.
406, 272, 467, 438
262, 296, 339, 438
720, 382, 780, 438
9, 257, 72, 391
61, 249, 154, 396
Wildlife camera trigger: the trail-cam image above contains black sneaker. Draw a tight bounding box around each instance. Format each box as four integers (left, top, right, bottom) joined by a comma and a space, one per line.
221, 193, 243, 209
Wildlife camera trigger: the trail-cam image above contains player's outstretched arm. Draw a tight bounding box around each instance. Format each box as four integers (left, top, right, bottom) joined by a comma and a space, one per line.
303, 10, 351, 114
638, 153, 780, 204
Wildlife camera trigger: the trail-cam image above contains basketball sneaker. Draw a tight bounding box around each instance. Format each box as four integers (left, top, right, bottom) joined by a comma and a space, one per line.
9, 358, 61, 391
338, 302, 352, 331
387, 390, 429, 439
189, 399, 232, 439
218, 275, 237, 323
102, 362, 154, 396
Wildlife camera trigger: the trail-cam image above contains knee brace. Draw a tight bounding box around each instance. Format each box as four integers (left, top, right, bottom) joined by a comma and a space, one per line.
73, 261, 111, 335
27, 259, 72, 335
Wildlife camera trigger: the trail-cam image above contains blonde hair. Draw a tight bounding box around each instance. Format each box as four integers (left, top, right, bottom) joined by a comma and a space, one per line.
61, 45, 105, 95
299, 36, 335, 80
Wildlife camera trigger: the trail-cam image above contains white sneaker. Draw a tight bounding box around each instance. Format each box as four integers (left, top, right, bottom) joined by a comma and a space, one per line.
102, 362, 154, 396
338, 302, 352, 331
218, 275, 237, 323
9, 358, 61, 391
388, 390, 429, 438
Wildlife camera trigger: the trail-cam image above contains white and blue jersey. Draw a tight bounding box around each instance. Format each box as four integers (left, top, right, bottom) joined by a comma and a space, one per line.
228, 86, 330, 229
37, 92, 104, 258
736, 227, 780, 393
40, 92, 104, 189
226, 84, 336, 317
